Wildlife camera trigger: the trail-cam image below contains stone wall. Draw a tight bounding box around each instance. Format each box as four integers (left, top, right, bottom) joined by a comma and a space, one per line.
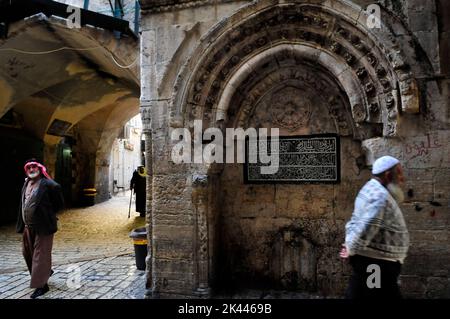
217, 137, 370, 296
140, 0, 250, 298
140, 0, 450, 298
363, 132, 450, 298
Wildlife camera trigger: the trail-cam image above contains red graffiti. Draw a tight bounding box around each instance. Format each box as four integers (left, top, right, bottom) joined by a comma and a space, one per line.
404, 134, 442, 160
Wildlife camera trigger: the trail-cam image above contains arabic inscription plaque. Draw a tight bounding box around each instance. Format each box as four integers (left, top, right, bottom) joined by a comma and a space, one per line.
244, 134, 340, 184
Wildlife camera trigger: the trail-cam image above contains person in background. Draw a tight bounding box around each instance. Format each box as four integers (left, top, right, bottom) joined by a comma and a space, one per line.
340, 155, 410, 299
17, 159, 64, 299
130, 165, 147, 217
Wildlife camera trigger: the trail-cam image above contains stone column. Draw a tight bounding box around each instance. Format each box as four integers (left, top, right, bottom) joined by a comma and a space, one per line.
141, 104, 154, 297
192, 174, 211, 297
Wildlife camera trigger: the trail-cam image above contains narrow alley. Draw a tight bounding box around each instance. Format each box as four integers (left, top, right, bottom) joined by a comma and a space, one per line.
1, 0, 449, 303
0, 191, 146, 299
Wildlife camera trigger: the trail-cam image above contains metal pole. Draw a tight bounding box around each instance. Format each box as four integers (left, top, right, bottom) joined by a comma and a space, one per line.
128, 187, 133, 219
134, 0, 140, 35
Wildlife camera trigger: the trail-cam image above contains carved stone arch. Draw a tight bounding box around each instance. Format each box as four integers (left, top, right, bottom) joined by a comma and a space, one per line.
214, 43, 368, 137
231, 64, 356, 137
171, 0, 428, 137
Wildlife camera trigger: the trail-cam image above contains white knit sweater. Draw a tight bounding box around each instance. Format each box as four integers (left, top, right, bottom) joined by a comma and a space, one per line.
345, 179, 410, 263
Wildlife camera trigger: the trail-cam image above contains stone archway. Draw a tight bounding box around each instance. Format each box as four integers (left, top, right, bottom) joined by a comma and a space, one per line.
0, 14, 139, 212
196, 48, 375, 295
171, 1, 425, 135
210, 53, 362, 294
143, 0, 433, 298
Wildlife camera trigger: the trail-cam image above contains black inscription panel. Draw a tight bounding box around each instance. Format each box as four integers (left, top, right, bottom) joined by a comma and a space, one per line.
244, 134, 340, 184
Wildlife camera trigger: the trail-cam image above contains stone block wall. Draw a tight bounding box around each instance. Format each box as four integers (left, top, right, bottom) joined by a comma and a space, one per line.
217, 138, 370, 296
140, 0, 450, 298
363, 132, 450, 298
140, 0, 250, 297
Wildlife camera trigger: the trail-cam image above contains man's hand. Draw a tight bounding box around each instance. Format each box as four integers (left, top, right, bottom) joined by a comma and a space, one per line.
339, 244, 349, 259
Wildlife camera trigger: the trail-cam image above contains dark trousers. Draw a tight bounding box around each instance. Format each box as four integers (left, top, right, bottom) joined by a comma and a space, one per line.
22, 226, 54, 288
346, 254, 402, 299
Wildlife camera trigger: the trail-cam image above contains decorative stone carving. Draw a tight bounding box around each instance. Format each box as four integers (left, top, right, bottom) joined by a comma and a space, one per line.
350, 35, 360, 45
269, 87, 312, 132
192, 174, 210, 295
337, 27, 349, 39
169, 114, 184, 128
269, 229, 317, 290
365, 82, 376, 96
352, 104, 366, 123
389, 50, 408, 70
388, 110, 397, 120
386, 94, 395, 109
356, 67, 367, 79
180, 3, 420, 138
329, 41, 341, 53
233, 65, 353, 137
255, 37, 267, 47
354, 42, 368, 54
369, 103, 380, 114
343, 51, 355, 64
193, 93, 202, 103
380, 78, 391, 92
376, 66, 386, 77
327, 96, 351, 136
140, 104, 152, 132
386, 121, 396, 136
399, 78, 420, 113
366, 54, 378, 67
231, 55, 240, 65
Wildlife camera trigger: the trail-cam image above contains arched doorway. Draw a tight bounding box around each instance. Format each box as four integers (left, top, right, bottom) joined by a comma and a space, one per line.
143, 0, 429, 298
213, 58, 372, 295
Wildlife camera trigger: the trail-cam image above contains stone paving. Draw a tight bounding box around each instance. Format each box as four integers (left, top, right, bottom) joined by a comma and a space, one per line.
0, 255, 146, 299
0, 191, 147, 299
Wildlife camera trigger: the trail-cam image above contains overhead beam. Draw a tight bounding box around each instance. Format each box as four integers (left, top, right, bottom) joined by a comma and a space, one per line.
0, 0, 137, 38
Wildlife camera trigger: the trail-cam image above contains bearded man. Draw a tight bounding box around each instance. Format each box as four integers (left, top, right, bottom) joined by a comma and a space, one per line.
16, 159, 64, 299
340, 155, 410, 299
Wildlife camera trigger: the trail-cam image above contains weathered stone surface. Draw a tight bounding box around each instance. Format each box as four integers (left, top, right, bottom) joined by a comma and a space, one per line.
433, 169, 450, 203
408, 229, 449, 248
140, 66, 155, 102
140, 0, 450, 298
216, 133, 371, 293
152, 272, 196, 295
400, 275, 427, 298
403, 250, 450, 278
402, 177, 434, 204
153, 212, 194, 226
425, 277, 450, 298
402, 204, 449, 231
153, 238, 193, 259
152, 174, 192, 210
363, 131, 450, 169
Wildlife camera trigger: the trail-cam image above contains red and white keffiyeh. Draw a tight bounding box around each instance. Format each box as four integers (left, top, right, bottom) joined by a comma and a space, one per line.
24, 161, 52, 180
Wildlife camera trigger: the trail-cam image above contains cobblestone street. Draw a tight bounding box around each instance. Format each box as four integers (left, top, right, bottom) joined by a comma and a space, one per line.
0, 191, 147, 299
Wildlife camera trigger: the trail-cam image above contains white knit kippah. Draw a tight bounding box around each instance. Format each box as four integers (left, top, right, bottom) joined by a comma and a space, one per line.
372, 155, 400, 174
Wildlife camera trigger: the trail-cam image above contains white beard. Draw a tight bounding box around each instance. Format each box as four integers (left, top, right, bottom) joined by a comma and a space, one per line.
387, 183, 405, 204
27, 172, 39, 179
